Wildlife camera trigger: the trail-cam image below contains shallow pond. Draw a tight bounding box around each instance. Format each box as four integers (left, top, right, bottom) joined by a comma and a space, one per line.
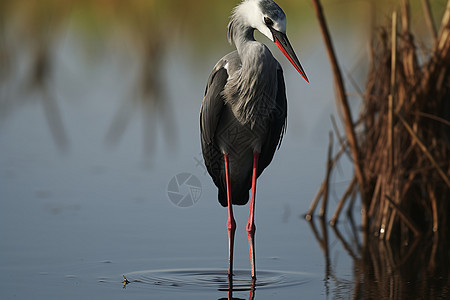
1, 1, 447, 299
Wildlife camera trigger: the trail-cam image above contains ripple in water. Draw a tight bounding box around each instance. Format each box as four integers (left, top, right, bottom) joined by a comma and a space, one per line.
124, 269, 310, 291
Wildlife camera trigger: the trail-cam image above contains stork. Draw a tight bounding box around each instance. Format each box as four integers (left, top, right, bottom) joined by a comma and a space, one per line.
200, 0, 308, 280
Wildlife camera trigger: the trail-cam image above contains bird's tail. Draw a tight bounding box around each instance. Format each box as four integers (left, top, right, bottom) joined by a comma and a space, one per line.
218, 185, 250, 207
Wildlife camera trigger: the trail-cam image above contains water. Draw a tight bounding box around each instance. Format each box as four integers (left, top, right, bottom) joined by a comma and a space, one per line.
2, 1, 448, 299
124, 268, 310, 291
0, 28, 354, 299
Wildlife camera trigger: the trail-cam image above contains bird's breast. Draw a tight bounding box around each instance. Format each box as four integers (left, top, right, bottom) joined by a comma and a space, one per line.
223, 64, 279, 126
216, 104, 270, 156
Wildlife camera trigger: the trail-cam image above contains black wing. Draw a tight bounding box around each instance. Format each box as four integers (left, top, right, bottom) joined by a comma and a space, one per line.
258, 67, 287, 175
200, 60, 229, 198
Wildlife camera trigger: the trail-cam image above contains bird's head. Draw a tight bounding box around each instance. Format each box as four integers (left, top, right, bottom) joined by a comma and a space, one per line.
229, 0, 309, 82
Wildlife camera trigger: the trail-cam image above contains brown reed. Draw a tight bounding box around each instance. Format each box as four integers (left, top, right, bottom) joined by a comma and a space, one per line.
309, 0, 450, 245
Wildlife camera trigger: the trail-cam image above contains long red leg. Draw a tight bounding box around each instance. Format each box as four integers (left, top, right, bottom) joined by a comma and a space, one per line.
247, 152, 259, 279
224, 154, 236, 278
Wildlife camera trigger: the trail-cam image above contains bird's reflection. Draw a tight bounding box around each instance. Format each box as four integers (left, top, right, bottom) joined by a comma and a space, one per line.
218, 275, 255, 300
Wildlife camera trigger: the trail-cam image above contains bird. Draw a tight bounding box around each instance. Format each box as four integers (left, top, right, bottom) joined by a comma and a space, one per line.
200, 0, 308, 280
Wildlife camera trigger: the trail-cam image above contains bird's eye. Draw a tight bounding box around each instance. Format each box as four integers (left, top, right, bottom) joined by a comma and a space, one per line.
264, 17, 273, 26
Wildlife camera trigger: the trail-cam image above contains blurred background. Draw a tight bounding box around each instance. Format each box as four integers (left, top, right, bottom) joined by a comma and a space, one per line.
0, 0, 447, 299
0, 0, 443, 157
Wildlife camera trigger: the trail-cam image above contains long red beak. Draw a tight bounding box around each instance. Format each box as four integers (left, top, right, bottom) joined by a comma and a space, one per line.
271, 28, 309, 83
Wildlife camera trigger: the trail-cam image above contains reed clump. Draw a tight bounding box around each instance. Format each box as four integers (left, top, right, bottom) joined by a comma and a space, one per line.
309, 0, 450, 243
361, 1, 450, 241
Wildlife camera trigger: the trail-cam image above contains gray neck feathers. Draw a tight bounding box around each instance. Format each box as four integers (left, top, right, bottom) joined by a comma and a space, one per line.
225, 12, 279, 126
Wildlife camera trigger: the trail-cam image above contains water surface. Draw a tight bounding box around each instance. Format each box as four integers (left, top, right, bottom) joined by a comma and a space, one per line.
3, 1, 446, 299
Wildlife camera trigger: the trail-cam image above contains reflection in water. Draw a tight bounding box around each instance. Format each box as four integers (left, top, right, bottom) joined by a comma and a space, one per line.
307, 217, 331, 296
27, 44, 70, 153
0, 24, 9, 88
102, 3, 178, 158
218, 275, 255, 300
0, 1, 71, 152
1, 1, 178, 157
2, 1, 448, 299
307, 216, 450, 299
104, 32, 176, 158
123, 268, 309, 299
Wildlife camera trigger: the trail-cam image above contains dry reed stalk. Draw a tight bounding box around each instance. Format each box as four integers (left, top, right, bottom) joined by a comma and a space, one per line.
398, 114, 450, 188
319, 132, 334, 218
427, 183, 438, 233
330, 177, 356, 226
421, 0, 437, 39
388, 11, 397, 173
385, 208, 397, 241
305, 183, 323, 221
368, 175, 382, 218
331, 115, 352, 161
311, 0, 367, 218
305, 142, 346, 220
379, 192, 390, 240
385, 195, 421, 237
